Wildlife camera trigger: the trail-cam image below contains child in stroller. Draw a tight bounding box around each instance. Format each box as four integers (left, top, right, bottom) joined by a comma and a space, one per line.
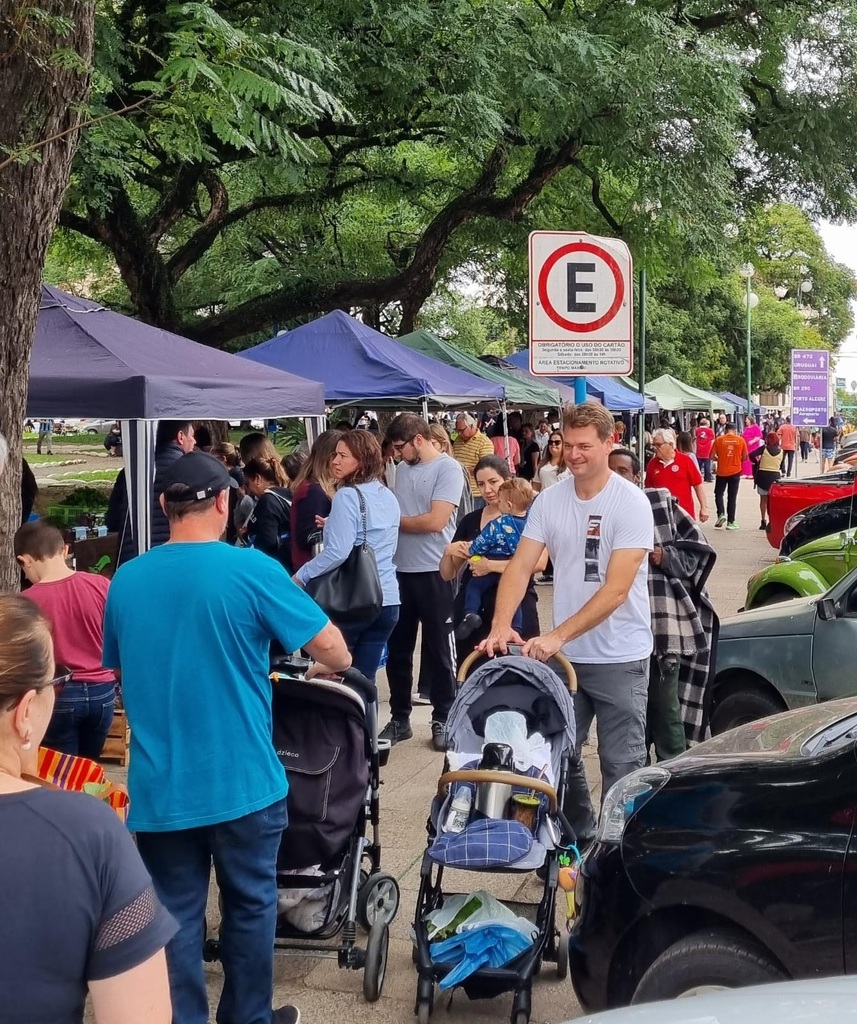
413, 648, 578, 1024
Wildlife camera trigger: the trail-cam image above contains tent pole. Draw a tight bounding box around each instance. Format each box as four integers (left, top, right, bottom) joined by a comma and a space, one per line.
421, 397, 429, 422
637, 267, 647, 478
573, 378, 587, 405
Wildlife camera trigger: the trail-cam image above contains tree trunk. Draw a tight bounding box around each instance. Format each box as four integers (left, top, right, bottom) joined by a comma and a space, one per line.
0, 0, 95, 590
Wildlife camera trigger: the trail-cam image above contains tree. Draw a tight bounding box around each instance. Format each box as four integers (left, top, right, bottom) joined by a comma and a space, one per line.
48, 0, 857, 348
0, 0, 95, 590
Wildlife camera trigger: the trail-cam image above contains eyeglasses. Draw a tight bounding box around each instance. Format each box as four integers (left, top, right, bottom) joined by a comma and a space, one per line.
51, 667, 74, 696
391, 438, 414, 453
548, 441, 562, 447
654, 441, 673, 448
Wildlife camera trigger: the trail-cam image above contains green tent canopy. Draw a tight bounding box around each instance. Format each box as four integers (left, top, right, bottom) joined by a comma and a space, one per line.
397, 329, 563, 409
646, 374, 737, 416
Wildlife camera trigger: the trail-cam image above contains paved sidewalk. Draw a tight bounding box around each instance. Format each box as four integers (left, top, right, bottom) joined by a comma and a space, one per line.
198, 460, 815, 1022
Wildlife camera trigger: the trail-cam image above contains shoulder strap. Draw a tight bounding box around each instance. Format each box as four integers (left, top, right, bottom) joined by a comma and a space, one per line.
352, 485, 369, 546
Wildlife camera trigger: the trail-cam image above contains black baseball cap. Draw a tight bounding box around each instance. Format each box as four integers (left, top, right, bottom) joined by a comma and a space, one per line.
159, 451, 238, 501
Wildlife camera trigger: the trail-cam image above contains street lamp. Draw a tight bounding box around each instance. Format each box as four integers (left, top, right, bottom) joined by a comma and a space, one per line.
739, 262, 758, 421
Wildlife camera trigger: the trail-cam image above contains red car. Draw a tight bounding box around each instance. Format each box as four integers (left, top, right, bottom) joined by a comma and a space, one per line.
767, 468, 857, 548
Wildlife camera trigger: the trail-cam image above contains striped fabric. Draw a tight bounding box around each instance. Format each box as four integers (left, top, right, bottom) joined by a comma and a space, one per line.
38, 747, 130, 824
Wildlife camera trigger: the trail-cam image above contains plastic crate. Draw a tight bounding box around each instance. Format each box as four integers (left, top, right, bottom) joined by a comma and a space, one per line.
46, 505, 95, 525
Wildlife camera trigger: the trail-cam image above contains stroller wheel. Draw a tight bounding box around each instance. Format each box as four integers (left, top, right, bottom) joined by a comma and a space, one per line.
415, 976, 434, 1023
555, 932, 569, 980
362, 922, 389, 1003
511, 989, 531, 1024
358, 873, 400, 930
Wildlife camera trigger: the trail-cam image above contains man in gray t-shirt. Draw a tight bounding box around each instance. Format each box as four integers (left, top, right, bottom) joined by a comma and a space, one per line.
382, 414, 461, 751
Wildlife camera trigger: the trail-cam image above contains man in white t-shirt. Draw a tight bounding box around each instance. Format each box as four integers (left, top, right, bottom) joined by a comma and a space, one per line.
482, 402, 654, 840
383, 414, 462, 752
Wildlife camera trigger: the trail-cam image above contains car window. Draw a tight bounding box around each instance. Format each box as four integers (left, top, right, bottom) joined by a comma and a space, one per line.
801, 712, 857, 756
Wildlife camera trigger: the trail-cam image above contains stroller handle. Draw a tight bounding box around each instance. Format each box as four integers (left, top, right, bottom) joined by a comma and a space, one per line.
269, 656, 377, 705
437, 770, 558, 815
457, 646, 577, 692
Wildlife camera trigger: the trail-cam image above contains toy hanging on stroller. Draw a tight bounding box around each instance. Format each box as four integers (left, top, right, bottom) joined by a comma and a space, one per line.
204, 654, 400, 1002
412, 647, 579, 1024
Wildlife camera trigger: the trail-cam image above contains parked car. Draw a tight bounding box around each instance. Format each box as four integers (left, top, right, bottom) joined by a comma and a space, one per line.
570, 977, 857, 1024
744, 526, 857, 608
569, 698, 857, 1012
780, 493, 857, 557
79, 418, 117, 434
766, 467, 857, 549
712, 565, 857, 733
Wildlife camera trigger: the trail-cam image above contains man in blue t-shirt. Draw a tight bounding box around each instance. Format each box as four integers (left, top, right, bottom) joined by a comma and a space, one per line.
103, 451, 350, 1024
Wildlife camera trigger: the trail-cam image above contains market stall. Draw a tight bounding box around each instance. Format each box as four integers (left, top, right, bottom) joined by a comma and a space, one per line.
30, 285, 325, 558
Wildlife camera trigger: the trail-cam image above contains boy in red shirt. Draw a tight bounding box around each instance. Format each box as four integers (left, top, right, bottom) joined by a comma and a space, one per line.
645, 428, 709, 521
694, 417, 715, 482
15, 521, 116, 758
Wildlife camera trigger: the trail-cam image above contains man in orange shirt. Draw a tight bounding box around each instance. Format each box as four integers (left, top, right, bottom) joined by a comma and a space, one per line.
777, 416, 797, 478
711, 422, 748, 529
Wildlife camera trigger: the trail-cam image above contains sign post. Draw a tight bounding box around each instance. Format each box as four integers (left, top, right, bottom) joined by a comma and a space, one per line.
791, 349, 830, 426
528, 232, 634, 386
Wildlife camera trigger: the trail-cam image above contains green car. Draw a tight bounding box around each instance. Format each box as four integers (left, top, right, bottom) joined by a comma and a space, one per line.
744, 528, 857, 609
714, 566, 857, 733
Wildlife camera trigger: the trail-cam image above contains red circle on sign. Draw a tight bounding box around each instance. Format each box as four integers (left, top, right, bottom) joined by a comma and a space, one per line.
537, 241, 625, 334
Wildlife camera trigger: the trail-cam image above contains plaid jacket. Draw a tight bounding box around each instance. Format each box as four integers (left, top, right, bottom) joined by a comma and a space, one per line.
645, 488, 718, 742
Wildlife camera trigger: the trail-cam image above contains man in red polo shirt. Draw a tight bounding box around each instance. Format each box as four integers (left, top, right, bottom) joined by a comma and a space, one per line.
694, 417, 715, 483
645, 428, 709, 521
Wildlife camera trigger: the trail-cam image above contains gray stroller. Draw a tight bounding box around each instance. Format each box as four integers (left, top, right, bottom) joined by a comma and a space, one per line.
412, 648, 578, 1024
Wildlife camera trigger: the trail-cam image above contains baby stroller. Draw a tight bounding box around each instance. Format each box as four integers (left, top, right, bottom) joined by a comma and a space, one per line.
204, 654, 400, 1002
412, 648, 577, 1024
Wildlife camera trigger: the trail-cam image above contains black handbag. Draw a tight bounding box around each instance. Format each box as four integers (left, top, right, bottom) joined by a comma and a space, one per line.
305, 485, 383, 623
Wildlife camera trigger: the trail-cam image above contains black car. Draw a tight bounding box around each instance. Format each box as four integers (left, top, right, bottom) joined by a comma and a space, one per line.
568, 699, 857, 1011
780, 492, 857, 556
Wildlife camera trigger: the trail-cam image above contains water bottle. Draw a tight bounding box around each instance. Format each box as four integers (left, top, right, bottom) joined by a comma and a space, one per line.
444, 788, 472, 834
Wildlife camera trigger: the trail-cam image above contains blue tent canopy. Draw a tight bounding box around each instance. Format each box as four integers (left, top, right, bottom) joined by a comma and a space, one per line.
718, 391, 760, 415
30, 285, 325, 418
506, 352, 652, 411
241, 310, 504, 407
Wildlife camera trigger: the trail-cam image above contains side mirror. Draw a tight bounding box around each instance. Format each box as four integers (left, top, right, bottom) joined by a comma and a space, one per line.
818, 597, 838, 621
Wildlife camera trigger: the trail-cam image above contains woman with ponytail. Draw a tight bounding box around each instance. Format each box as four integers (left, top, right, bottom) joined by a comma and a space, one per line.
243, 455, 294, 572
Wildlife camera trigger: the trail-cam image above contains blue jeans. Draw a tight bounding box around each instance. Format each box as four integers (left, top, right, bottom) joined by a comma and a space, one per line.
464, 573, 523, 631
339, 604, 400, 681
698, 456, 712, 483
136, 799, 288, 1024
43, 681, 115, 759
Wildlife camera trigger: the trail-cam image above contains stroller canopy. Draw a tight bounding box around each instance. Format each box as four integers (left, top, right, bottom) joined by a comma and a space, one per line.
445, 656, 576, 786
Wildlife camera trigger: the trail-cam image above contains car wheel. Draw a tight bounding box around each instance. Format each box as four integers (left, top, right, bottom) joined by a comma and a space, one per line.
753, 585, 799, 607
710, 683, 786, 735
631, 929, 785, 1004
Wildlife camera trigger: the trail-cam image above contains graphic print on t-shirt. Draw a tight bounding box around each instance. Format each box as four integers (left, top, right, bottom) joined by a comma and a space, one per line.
584, 515, 602, 582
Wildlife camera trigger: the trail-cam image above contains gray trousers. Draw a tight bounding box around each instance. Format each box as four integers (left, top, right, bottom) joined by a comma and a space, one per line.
562, 658, 649, 843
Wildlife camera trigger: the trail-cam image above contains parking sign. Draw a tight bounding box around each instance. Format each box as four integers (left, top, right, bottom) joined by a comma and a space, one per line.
529, 231, 633, 376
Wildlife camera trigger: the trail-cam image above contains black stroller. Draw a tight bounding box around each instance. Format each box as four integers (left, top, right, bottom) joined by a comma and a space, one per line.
204, 654, 399, 1001
412, 648, 578, 1024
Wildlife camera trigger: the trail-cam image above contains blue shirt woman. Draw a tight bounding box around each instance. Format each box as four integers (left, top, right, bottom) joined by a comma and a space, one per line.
294, 433, 401, 681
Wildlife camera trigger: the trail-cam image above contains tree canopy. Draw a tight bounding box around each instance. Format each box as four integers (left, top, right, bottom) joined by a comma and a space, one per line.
46, 0, 857, 380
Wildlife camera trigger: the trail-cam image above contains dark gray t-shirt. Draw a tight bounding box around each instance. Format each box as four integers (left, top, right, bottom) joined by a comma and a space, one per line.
0, 787, 176, 1024
393, 454, 463, 572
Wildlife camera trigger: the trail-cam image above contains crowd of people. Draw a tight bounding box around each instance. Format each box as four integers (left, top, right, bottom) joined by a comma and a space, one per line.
23, 393, 857, 1023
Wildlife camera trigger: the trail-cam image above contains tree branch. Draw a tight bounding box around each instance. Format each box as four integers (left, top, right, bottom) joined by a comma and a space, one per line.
569, 157, 623, 234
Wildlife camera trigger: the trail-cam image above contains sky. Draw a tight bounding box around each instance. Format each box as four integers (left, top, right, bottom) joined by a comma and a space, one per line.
818, 220, 857, 387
